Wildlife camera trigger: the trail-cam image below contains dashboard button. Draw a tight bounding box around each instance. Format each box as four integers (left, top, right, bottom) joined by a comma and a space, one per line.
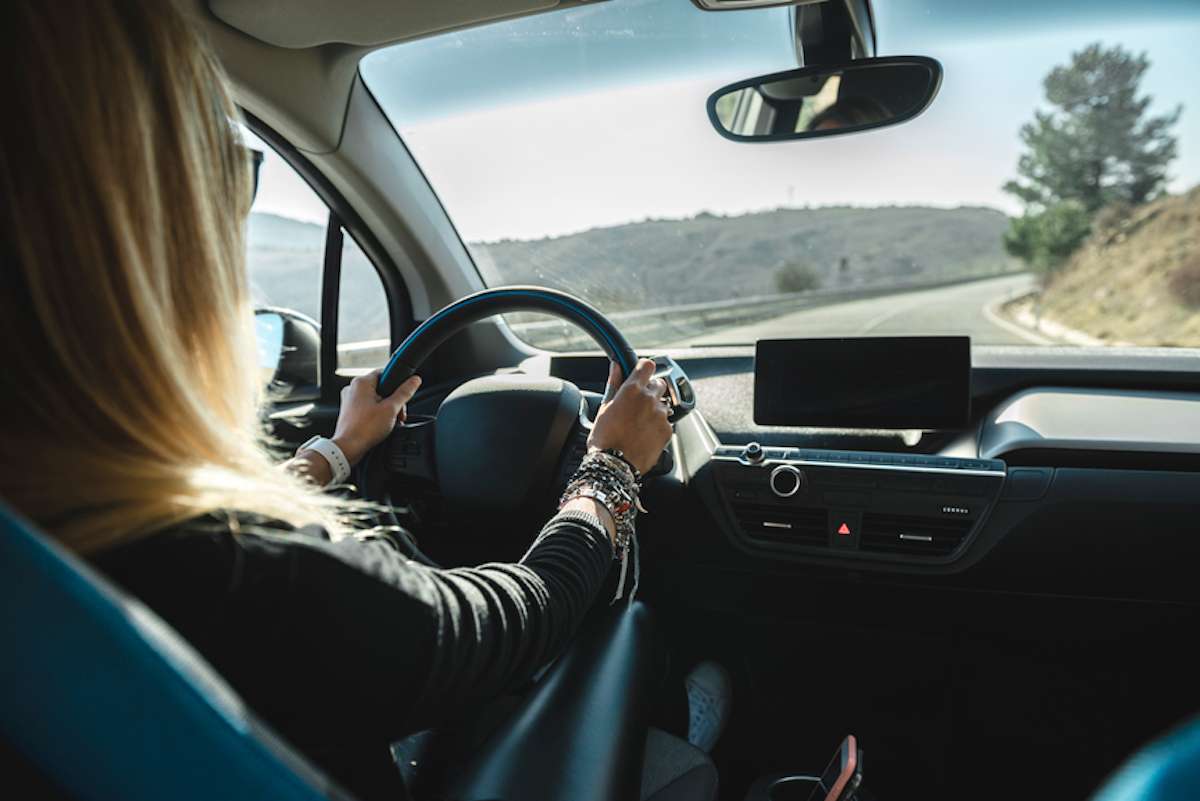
829, 510, 863, 550
769, 465, 805, 498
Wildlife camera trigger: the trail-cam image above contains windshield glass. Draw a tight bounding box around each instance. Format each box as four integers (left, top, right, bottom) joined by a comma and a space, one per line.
361, 0, 1200, 350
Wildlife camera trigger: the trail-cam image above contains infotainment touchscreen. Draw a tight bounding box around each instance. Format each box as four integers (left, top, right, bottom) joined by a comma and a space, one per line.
753, 336, 970, 429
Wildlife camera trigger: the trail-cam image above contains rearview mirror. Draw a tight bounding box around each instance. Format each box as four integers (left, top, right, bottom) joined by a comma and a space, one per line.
707, 56, 942, 142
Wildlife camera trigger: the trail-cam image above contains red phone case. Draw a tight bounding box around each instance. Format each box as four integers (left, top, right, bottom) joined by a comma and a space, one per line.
824, 734, 859, 801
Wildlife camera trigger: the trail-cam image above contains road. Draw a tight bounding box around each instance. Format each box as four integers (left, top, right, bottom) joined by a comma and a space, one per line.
676, 273, 1045, 347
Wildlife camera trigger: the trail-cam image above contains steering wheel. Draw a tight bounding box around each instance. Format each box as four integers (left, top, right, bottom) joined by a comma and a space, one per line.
365, 286, 696, 512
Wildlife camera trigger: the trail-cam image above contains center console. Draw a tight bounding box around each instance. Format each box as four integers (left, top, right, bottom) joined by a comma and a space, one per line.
709, 443, 1006, 564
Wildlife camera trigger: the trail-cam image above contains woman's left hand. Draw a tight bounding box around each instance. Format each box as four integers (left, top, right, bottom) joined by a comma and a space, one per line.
332, 369, 422, 466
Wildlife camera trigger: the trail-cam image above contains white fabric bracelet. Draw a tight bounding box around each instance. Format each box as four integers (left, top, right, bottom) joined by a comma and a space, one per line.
298, 436, 351, 486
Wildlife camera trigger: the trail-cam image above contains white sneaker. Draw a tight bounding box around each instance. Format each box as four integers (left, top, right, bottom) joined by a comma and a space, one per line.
685, 661, 732, 753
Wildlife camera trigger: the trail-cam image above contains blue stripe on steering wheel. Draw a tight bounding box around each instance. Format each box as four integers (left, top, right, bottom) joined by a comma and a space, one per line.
382, 288, 635, 382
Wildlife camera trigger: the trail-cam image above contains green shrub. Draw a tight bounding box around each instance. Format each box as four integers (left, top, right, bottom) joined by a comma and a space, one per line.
1003, 201, 1092, 276
774, 264, 820, 294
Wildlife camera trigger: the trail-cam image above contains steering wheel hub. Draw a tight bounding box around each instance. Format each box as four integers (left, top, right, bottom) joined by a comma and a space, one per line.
435, 375, 583, 510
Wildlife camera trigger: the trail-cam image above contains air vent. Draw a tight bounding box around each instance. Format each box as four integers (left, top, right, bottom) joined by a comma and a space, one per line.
860, 512, 973, 557
730, 502, 827, 547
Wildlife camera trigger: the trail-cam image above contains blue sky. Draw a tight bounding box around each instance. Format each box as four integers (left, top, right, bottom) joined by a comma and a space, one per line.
257, 0, 1200, 241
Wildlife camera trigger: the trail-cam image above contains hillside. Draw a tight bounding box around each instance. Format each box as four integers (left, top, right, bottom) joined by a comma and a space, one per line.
1032, 188, 1200, 347
247, 211, 326, 252
471, 205, 1019, 311
246, 212, 324, 322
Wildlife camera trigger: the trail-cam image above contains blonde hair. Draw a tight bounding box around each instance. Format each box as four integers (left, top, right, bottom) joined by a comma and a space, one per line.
0, 0, 349, 552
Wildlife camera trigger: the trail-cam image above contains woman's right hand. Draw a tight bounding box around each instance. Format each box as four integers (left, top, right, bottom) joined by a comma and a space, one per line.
587, 359, 673, 475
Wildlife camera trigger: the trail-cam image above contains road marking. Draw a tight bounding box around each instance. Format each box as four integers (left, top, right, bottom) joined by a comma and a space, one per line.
860, 295, 929, 333
981, 294, 1055, 346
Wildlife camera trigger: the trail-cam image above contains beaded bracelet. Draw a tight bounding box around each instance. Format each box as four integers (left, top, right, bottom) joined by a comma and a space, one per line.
559, 450, 640, 558
589, 447, 643, 486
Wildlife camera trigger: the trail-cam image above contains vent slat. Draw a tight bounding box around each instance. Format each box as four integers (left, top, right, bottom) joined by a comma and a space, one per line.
860, 512, 972, 557
731, 502, 826, 547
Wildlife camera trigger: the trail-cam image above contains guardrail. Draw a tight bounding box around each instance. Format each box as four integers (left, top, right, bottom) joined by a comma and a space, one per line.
336, 271, 1021, 368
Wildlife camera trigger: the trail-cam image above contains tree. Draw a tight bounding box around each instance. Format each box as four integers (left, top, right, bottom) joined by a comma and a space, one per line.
774, 264, 819, 294
1004, 43, 1180, 213
1003, 201, 1092, 274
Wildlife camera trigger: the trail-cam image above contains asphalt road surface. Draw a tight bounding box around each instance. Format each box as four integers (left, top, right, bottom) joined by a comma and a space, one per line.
678, 273, 1046, 347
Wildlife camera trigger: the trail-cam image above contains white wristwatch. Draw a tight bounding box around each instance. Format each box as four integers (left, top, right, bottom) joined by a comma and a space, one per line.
298, 436, 351, 485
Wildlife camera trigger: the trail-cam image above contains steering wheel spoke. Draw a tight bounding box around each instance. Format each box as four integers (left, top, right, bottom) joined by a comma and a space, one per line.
386, 414, 437, 482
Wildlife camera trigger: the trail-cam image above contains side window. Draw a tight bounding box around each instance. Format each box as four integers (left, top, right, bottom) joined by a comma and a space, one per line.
242, 128, 325, 326
338, 232, 391, 371
241, 126, 392, 378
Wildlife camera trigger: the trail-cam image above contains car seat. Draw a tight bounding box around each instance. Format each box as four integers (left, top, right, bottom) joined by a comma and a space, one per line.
0, 502, 350, 801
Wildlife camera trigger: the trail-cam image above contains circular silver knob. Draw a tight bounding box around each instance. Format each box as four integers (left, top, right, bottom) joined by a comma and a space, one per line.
769, 465, 804, 498
743, 441, 764, 464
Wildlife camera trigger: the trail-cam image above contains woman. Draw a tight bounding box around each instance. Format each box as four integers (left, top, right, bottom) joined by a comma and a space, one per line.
0, 2, 724, 800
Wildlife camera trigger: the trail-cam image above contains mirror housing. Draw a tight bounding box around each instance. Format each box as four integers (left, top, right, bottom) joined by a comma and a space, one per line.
707, 56, 942, 143
254, 308, 320, 400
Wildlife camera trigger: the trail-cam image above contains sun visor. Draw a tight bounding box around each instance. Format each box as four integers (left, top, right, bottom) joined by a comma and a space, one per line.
209, 0, 565, 49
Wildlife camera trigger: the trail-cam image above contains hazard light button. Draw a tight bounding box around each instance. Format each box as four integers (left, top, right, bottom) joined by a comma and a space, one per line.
829, 510, 862, 550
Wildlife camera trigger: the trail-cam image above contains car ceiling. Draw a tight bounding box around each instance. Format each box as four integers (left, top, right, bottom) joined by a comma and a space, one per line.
209, 0, 563, 48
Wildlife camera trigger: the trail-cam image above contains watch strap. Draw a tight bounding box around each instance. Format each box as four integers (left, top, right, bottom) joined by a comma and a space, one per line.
298, 436, 351, 485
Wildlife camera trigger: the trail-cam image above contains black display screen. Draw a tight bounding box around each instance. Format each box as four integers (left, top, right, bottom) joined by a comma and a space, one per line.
754, 336, 970, 429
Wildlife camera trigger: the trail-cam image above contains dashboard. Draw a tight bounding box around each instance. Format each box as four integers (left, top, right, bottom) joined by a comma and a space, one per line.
706, 443, 1006, 565
534, 341, 1200, 605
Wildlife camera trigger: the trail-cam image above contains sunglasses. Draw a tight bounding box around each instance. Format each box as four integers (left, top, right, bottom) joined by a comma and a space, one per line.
245, 146, 264, 204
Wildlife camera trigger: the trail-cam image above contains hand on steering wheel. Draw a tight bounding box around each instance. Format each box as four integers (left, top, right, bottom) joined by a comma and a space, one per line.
588, 359, 673, 475
331, 369, 422, 467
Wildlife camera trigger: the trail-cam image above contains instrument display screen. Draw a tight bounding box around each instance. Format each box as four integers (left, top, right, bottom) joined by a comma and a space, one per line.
754, 336, 971, 429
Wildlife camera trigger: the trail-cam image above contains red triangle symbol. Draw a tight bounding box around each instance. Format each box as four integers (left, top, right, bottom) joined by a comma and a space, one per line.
837, 522, 851, 536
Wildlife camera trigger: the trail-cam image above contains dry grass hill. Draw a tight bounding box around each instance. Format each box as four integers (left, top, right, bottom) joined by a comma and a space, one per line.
1034, 187, 1200, 347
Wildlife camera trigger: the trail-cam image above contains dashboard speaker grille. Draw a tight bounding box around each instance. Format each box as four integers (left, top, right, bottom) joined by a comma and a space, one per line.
860, 512, 973, 556
730, 502, 827, 547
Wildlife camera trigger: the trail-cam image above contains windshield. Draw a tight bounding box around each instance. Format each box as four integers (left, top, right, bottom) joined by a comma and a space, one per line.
361, 0, 1200, 350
